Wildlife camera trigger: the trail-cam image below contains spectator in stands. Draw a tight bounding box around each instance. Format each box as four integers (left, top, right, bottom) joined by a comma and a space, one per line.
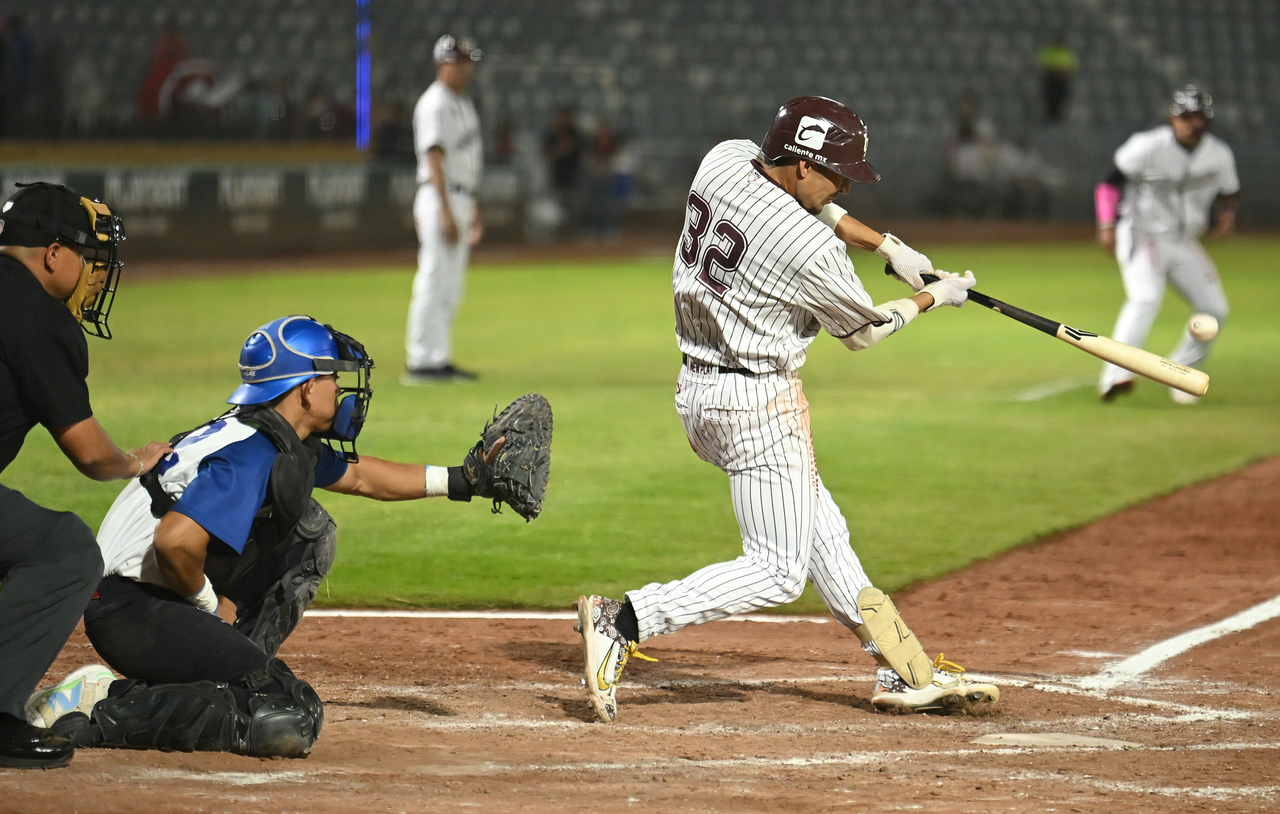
993, 136, 1059, 218
493, 120, 515, 164
302, 87, 337, 138
27, 34, 63, 138
0, 18, 7, 137
543, 106, 583, 238
136, 21, 191, 125
1038, 33, 1078, 124
375, 101, 414, 161
65, 55, 106, 138
941, 92, 999, 216
582, 119, 620, 239
2, 16, 34, 138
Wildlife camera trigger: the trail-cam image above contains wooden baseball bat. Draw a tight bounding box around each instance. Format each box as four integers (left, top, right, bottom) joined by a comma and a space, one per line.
894, 268, 1209, 396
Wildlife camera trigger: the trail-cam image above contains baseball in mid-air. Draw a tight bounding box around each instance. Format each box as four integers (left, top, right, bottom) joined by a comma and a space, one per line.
1189, 313, 1219, 341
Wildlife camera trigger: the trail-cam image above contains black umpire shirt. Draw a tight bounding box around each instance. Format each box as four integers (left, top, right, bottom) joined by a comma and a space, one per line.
0, 254, 93, 474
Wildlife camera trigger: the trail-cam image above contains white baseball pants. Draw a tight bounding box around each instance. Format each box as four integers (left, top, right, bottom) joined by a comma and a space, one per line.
627, 366, 874, 641
1101, 222, 1229, 391
406, 185, 474, 370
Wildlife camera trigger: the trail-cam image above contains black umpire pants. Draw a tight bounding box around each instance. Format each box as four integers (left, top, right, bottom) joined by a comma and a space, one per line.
0, 483, 103, 719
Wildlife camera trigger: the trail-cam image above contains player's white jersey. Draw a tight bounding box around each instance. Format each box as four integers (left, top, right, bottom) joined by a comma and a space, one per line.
413, 80, 483, 192
673, 140, 886, 374
96, 417, 259, 586
1115, 125, 1238, 239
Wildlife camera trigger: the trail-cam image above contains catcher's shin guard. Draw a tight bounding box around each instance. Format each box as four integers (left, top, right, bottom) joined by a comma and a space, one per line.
89, 659, 323, 757
241, 658, 324, 758
234, 499, 338, 657
853, 587, 935, 690
92, 680, 242, 753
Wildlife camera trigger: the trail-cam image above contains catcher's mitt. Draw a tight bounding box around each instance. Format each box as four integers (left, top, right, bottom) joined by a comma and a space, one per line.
463, 393, 552, 521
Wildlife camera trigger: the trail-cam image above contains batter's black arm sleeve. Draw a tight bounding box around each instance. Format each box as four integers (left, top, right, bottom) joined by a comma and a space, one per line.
1104, 165, 1127, 186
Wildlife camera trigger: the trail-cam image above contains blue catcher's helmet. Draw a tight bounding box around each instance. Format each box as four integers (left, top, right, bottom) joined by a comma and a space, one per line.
228, 316, 374, 460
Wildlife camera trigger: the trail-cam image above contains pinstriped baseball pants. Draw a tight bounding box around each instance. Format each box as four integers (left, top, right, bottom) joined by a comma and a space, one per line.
627, 366, 873, 641
1101, 223, 1229, 391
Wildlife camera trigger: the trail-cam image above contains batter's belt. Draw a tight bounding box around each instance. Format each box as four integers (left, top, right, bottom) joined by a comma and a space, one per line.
681, 354, 757, 377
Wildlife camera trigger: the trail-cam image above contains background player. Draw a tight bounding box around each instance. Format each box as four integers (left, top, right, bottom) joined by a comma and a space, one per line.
26, 316, 506, 757
576, 97, 999, 723
0, 182, 170, 769
1095, 85, 1238, 404
402, 34, 484, 383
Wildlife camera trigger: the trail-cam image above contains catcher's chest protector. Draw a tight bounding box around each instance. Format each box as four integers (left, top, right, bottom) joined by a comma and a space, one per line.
140, 406, 320, 531
236, 406, 321, 534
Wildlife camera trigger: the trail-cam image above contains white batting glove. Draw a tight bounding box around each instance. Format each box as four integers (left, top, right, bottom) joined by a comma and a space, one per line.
875, 234, 932, 291
921, 270, 976, 311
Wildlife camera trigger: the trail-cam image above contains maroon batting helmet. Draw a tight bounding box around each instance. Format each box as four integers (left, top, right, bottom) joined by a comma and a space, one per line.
761, 96, 880, 184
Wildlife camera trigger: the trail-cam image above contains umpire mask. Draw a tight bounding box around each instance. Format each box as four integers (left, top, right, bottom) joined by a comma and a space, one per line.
0, 182, 126, 339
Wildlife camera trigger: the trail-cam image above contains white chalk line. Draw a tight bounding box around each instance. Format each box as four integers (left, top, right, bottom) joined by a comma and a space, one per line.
1078, 592, 1280, 691
1012, 378, 1092, 402
1007, 770, 1280, 803
135, 768, 310, 786
311, 593, 1280, 722
305, 609, 829, 624
121, 755, 1280, 804
337, 670, 1271, 728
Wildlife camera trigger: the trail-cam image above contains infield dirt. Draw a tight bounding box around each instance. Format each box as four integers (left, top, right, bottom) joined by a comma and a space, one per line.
7, 458, 1280, 814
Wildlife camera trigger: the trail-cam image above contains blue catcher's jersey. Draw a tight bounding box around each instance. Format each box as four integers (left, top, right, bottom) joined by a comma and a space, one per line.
96, 416, 347, 589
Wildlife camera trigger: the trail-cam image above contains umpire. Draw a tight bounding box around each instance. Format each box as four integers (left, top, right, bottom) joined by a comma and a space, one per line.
0, 182, 170, 769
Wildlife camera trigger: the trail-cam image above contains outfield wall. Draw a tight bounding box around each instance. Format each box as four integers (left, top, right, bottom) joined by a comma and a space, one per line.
2, 163, 429, 258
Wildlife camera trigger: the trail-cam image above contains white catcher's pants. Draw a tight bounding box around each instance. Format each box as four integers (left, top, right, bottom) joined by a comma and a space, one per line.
405, 185, 475, 370
1100, 222, 1229, 391
627, 366, 874, 641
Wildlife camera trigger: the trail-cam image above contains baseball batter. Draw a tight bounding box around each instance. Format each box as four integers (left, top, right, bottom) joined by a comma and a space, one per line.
1095, 85, 1238, 404
577, 97, 1000, 723
403, 34, 484, 383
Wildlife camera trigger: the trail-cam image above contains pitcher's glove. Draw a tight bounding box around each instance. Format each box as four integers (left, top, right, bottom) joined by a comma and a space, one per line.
453, 394, 553, 521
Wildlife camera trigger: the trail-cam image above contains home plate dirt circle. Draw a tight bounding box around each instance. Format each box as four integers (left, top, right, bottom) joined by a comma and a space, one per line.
4, 458, 1280, 813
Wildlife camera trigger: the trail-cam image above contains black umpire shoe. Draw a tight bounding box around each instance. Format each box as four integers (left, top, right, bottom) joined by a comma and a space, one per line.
0, 713, 74, 769
400, 363, 480, 385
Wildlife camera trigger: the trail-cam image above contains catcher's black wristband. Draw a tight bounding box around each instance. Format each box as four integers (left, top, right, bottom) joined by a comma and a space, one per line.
446, 466, 472, 502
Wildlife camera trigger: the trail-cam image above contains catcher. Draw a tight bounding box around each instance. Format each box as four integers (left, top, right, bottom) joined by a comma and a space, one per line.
24, 315, 551, 758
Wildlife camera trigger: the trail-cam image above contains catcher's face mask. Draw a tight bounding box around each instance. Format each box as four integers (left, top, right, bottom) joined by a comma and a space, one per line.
311, 326, 374, 463
228, 316, 376, 463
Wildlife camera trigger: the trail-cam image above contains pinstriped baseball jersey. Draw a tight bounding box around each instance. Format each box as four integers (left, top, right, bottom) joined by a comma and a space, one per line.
673, 140, 887, 374
413, 80, 482, 191
1115, 125, 1238, 239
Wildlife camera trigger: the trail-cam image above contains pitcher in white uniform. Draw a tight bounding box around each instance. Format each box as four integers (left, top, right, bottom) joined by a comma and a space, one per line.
575, 97, 1001, 723
1094, 86, 1239, 404
403, 35, 484, 383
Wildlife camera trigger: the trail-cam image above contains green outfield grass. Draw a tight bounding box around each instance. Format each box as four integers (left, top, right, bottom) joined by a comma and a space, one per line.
5, 237, 1279, 612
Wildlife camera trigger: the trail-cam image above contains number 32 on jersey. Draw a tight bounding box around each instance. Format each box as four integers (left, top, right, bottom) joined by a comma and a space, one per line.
680, 192, 748, 298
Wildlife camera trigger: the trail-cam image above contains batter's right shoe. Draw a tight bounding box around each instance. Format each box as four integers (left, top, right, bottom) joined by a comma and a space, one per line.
871, 654, 999, 715
574, 595, 655, 723
1100, 380, 1135, 402
25, 665, 115, 729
